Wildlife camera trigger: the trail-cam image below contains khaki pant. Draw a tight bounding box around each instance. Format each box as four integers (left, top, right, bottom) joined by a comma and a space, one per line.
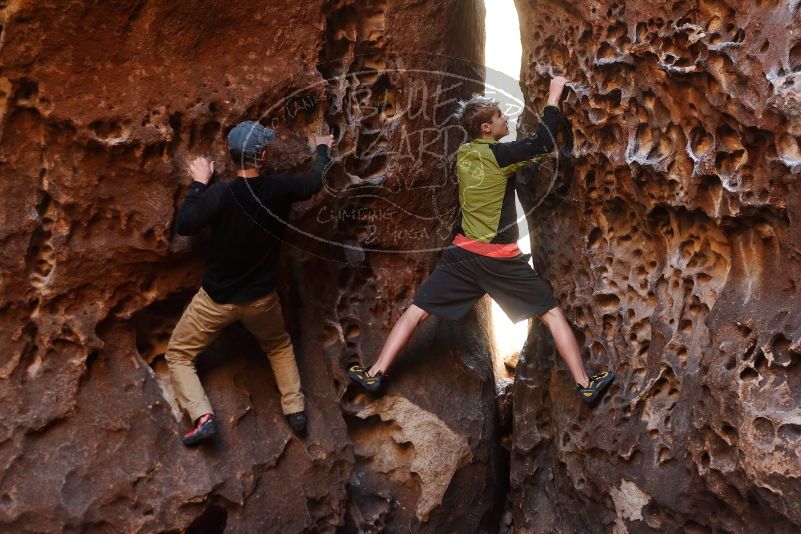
165, 287, 304, 422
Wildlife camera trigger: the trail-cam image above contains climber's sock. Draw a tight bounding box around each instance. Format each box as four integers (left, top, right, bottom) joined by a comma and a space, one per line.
576, 371, 615, 405
182, 413, 218, 446
348, 364, 386, 395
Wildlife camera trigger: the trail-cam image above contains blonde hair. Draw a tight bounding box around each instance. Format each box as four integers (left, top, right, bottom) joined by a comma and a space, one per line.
454, 95, 501, 139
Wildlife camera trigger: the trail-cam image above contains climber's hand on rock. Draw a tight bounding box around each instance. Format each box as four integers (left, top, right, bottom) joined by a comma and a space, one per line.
314, 134, 334, 148
188, 156, 214, 185
547, 76, 569, 107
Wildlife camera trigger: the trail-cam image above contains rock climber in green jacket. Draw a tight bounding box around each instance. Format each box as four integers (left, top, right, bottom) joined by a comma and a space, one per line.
348, 76, 615, 404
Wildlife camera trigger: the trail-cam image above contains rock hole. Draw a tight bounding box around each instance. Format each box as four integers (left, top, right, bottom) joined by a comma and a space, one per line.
739, 366, 759, 381
769, 334, 794, 367
168, 112, 183, 148
777, 134, 801, 165
84, 351, 101, 382
15, 78, 38, 101
344, 323, 361, 339
777, 423, 801, 441
752, 416, 775, 441
789, 41, 801, 72
720, 423, 737, 443
689, 125, 713, 155
587, 227, 605, 249
26, 193, 56, 289
186, 504, 228, 534
595, 293, 620, 311
701, 451, 711, 469
753, 349, 768, 372
90, 119, 127, 140
724, 355, 736, 370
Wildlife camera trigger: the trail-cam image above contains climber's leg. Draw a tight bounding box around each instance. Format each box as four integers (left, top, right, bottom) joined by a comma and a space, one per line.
367, 305, 430, 376
348, 247, 484, 395
538, 306, 589, 387
240, 291, 305, 420
538, 306, 614, 402
166, 287, 238, 426
482, 253, 614, 404
348, 304, 429, 394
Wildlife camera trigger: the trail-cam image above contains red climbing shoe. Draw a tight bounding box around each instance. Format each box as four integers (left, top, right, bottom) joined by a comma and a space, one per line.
286, 411, 307, 436
182, 413, 218, 446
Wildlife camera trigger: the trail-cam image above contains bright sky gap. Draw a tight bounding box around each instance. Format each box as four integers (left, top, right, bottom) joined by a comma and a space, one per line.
484, 0, 531, 360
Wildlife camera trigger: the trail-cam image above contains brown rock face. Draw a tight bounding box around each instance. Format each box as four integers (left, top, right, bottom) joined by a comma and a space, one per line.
512, 0, 801, 532
6, 0, 800, 531
0, 0, 504, 532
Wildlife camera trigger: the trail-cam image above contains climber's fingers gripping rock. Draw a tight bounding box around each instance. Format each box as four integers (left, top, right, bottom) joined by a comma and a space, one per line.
313, 133, 335, 149
188, 156, 215, 185
547, 75, 569, 107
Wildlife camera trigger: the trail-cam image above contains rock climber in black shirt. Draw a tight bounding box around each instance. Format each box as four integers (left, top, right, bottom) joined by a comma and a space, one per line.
167, 120, 333, 446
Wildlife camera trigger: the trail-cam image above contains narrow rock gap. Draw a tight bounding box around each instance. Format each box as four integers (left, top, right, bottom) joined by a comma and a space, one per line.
483, 2, 531, 531
484, 0, 532, 384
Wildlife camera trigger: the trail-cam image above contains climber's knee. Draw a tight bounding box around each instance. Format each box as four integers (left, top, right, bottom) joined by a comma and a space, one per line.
538, 306, 564, 327
405, 304, 430, 324
165, 348, 194, 369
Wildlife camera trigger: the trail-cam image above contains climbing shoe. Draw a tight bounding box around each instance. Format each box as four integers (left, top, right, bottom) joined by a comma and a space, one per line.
576, 371, 615, 404
348, 364, 385, 395
286, 411, 307, 436
182, 413, 218, 446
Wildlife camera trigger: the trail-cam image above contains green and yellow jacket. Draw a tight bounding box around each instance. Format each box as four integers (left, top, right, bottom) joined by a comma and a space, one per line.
455, 105, 562, 244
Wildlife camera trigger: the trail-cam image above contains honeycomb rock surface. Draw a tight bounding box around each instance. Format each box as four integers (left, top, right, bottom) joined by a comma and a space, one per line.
0, 1, 500, 532
511, 1, 801, 532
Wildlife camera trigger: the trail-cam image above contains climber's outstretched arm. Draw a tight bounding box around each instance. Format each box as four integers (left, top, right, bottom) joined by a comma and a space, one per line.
490, 76, 568, 167
175, 156, 221, 236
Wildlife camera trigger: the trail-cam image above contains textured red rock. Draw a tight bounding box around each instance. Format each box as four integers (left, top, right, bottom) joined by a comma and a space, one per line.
512, 0, 801, 531
6, 0, 799, 531
0, 0, 502, 531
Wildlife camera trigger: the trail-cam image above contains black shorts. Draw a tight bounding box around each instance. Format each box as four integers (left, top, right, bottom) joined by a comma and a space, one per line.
413, 246, 557, 323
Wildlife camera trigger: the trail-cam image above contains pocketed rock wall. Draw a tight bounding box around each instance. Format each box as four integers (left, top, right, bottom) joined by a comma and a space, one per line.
512, 0, 801, 532
0, 1, 498, 532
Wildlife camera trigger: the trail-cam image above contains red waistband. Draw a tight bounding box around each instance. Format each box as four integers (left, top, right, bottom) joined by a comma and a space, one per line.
452, 234, 521, 258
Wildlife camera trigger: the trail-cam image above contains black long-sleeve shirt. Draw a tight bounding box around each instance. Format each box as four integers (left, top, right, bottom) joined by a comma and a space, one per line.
489, 105, 560, 168
175, 144, 330, 304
